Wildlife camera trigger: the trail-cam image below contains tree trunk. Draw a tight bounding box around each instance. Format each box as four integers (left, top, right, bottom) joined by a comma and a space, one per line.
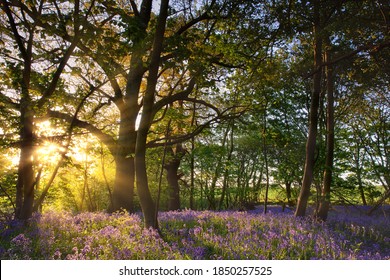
190, 136, 195, 209
210, 124, 230, 210
295, 0, 322, 217
285, 181, 293, 207
100, 144, 114, 208
111, 155, 135, 212
164, 142, 185, 211
357, 174, 367, 206
135, 144, 157, 228
316, 40, 334, 222
110, 108, 137, 213
135, 0, 169, 230
189, 100, 197, 209
165, 155, 181, 211
358, 182, 367, 206
80, 176, 86, 211
13, 5, 35, 219
263, 107, 270, 214
355, 143, 367, 205
18, 112, 35, 220
368, 189, 390, 215
219, 120, 234, 210
18, 54, 35, 219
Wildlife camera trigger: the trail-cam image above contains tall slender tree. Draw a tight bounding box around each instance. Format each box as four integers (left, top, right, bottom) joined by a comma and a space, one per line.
295, 0, 323, 217
316, 36, 334, 221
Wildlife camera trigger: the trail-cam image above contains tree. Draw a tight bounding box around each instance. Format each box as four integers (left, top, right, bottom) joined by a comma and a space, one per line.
44, 0, 253, 228
0, 0, 96, 219
316, 36, 334, 221
294, 0, 389, 218
295, 0, 323, 217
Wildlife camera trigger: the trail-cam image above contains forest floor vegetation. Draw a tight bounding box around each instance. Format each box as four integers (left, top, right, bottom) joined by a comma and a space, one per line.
1, 206, 389, 260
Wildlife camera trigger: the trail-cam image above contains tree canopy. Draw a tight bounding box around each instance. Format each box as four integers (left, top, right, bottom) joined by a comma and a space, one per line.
1, 0, 389, 230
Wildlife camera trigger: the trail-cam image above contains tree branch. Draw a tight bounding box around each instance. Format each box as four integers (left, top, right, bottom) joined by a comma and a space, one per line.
182, 97, 221, 115
0, 92, 20, 110
304, 40, 390, 79
1, 0, 28, 60
152, 78, 196, 116
129, 0, 139, 17
147, 106, 245, 148
37, 35, 81, 108
37, 0, 99, 107
47, 110, 117, 156
175, 12, 215, 36
139, 0, 153, 27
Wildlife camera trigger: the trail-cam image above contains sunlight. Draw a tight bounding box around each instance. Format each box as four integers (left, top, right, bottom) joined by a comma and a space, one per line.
33, 120, 65, 166
71, 145, 87, 162
10, 154, 20, 166
36, 120, 58, 137
4, 149, 21, 168
36, 141, 64, 166
4, 119, 100, 168
38, 142, 58, 155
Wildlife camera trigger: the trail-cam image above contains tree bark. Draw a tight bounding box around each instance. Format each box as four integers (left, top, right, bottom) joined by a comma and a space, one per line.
135, 0, 169, 230
356, 156, 367, 206
111, 106, 137, 212
219, 120, 234, 210
18, 111, 35, 220
295, 0, 322, 217
190, 136, 196, 209
285, 181, 293, 207
111, 155, 135, 212
263, 106, 270, 214
316, 39, 334, 221
165, 146, 183, 211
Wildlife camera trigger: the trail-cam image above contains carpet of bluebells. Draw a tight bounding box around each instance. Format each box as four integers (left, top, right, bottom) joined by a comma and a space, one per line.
1, 206, 389, 260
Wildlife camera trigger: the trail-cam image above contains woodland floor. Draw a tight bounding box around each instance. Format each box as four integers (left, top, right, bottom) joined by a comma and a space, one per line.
1, 205, 389, 260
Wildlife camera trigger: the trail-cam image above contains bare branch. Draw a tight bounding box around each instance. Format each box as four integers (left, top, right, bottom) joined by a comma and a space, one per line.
1, 0, 28, 60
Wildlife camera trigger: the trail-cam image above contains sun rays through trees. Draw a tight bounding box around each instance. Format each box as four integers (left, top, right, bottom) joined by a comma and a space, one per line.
0, 0, 389, 259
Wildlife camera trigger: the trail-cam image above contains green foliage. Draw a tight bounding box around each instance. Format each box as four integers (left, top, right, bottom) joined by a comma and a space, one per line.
0, 172, 17, 215
0, 0, 389, 218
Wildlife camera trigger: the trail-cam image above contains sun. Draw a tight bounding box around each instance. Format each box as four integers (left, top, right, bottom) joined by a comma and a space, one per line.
36, 141, 64, 165
34, 120, 66, 166
36, 120, 59, 136
5, 120, 98, 168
